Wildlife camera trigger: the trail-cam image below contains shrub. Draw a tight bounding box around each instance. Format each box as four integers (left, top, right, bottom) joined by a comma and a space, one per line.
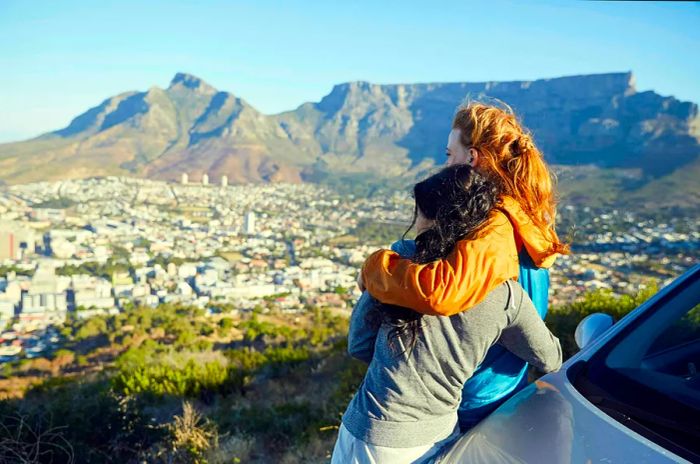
74, 317, 108, 341
547, 283, 659, 358
163, 401, 217, 463
218, 318, 234, 330
113, 359, 230, 397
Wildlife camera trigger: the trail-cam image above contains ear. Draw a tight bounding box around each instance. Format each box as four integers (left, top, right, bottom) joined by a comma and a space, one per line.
468, 147, 479, 167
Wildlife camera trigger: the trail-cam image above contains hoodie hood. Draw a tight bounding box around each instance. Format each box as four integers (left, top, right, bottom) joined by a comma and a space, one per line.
498, 196, 561, 268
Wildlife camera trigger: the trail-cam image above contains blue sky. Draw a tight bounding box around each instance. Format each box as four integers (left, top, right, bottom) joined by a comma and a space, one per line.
0, 0, 698, 143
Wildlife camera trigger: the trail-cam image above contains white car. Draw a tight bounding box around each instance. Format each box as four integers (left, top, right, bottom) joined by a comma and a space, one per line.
440, 263, 700, 463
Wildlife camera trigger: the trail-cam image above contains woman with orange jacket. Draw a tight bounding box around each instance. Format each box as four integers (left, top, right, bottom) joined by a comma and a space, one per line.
360, 102, 570, 431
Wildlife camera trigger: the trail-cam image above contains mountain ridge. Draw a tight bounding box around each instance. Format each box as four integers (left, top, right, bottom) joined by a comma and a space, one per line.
1, 72, 698, 198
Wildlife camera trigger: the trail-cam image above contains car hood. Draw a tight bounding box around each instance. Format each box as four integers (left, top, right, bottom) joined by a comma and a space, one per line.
439, 368, 688, 463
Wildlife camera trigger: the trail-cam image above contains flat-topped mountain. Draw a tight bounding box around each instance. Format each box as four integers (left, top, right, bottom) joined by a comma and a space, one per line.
1, 72, 698, 190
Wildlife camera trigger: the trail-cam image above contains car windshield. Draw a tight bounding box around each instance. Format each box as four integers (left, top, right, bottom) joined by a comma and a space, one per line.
574, 273, 700, 462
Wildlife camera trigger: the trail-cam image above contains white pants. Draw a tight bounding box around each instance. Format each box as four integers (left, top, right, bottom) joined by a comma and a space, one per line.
330, 423, 460, 464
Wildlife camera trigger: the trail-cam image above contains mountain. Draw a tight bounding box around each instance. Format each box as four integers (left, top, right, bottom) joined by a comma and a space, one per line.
1, 72, 699, 196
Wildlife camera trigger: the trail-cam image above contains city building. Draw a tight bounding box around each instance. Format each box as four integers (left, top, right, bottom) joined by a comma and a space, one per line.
71, 275, 115, 310
221, 175, 228, 188
112, 270, 134, 298
20, 264, 68, 316
0, 220, 36, 261
202, 173, 209, 186
0, 299, 14, 328
244, 211, 256, 235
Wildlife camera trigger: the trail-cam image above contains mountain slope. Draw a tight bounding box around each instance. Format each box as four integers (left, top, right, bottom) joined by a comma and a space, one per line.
0, 72, 698, 192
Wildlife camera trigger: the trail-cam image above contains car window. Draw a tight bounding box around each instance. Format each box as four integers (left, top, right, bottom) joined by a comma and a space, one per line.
574, 270, 700, 462
603, 281, 700, 411
647, 303, 700, 356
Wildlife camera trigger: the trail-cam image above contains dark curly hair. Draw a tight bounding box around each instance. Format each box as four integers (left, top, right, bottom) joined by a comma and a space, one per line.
373, 164, 503, 355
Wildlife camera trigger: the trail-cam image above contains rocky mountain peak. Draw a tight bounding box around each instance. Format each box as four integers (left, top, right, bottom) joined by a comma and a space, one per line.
168, 72, 217, 94
316, 81, 390, 113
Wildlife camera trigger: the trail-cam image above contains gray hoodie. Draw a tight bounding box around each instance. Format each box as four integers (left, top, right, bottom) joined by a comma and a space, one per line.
342, 280, 562, 448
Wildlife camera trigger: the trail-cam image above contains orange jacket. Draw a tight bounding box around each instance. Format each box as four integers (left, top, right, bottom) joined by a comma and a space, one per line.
361, 196, 560, 316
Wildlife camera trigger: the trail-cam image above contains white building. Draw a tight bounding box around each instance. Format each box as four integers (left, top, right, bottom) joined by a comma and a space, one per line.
129, 247, 151, 266
202, 174, 209, 186
226, 283, 277, 299
50, 238, 77, 259
221, 175, 228, 188
205, 257, 232, 279
181, 173, 189, 185
71, 275, 114, 310
178, 263, 198, 279
0, 299, 14, 328
244, 211, 256, 235
0, 277, 22, 308
166, 262, 178, 277
21, 264, 68, 315
47, 229, 92, 259
176, 281, 194, 296
195, 269, 219, 289
132, 283, 151, 299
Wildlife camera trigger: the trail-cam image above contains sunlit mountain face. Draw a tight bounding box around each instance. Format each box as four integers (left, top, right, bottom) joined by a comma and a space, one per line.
0, 71, 698, 211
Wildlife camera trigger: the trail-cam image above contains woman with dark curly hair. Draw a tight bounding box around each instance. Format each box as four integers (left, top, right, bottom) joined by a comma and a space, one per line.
331, 165, 562, 464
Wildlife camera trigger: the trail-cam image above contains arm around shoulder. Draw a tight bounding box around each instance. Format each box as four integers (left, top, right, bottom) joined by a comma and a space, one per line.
361, 211, 520, 316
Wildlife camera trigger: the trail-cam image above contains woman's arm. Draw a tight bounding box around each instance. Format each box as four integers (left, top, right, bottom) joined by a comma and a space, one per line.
348, 239, 417, 362
499, 282, 562, 373
361, 210, 520, 316
347, 292, 381, 363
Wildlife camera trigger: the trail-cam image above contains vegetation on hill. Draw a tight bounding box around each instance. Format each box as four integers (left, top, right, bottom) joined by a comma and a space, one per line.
351, 220, 410, 247
32, 197, 77, 209
0, 304, 358, 463
546, 283, 659, 358
0, 284, 676, 463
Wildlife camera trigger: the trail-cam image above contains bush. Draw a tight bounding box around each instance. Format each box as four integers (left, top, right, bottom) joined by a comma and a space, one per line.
238, 315, 300, 342
113, 359, 230, 397
219, 318, 234, 330
547, 284, 659, 358
163, 401, 216, 463
74, 317, 108, 341
0, 301, 355, 462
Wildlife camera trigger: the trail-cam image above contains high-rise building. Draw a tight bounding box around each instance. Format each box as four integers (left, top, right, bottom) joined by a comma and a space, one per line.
244, 211, 256, 235
0, 231, 17, 261
0, 221, 36, 261
181, 173, 189, 185
221, 175, 228, 188
202, 174, 209, 186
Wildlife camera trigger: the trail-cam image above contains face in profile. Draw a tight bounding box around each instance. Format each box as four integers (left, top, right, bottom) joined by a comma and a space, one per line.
445, 128, 477, 167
